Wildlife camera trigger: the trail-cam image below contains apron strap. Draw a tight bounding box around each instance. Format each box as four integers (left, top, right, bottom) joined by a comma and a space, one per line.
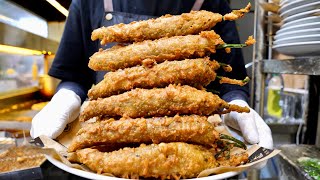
104, 0, 113, 12
191, 0, 204, 11
104, 0, 203, 13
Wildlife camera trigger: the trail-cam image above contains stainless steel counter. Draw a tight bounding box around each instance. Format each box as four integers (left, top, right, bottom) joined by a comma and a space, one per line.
278, 144, 320, 180
262, 58, 320, 75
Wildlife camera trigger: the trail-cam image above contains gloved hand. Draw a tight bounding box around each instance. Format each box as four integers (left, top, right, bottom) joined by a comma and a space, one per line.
221, 99, 273, 169
221, 99, 273, 149
30, 89, 81, 139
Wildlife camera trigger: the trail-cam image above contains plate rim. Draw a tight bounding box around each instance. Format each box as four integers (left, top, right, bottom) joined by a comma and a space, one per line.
283, 9, 320, 23
45, 155, 241, 180
280, 0, 302, 12
282, 16, 320, 28
273, 40, 320, 49
280, 0, 291, 6
275, 28, 320, 39
278, 22, 320, 34
280, 1, 320, 18
274, 34, 320, 45
279, 0, 318, 14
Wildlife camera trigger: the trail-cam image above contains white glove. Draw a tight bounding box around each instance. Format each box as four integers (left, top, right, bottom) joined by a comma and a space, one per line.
30, 89, 81, 139
221, 100, 273, 149
221, 100, 273, 169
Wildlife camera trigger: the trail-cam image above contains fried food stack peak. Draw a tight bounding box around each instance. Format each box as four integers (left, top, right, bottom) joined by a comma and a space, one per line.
91, 3, 251, 45
92, 10, 222, 45
68, 4, 255, 179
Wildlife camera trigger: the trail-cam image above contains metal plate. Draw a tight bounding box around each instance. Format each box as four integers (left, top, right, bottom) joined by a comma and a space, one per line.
0, 167, 43, 180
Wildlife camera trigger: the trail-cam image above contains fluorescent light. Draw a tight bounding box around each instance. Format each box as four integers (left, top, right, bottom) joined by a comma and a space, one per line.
46, 0, 69, 17
0, 1, 48, 37
0, 14, 16, 24
0, 44, 43, 55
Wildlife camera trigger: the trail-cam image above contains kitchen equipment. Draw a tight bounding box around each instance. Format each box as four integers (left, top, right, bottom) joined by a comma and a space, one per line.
264, 74, 306, 123
277, 22, 320, 34
265, 75, 283, 121
274, 35, 320, 45
260, 2, 280, 13
273, 41, 320, 56
0, 167, 43, 180
282, 16, 320, 29
38, 54, 60, 98
278, 91, 296, 123
283, 9, 320, 23
278, 144, 320, 180
274, 28, 320, 40
279, 0, 319, 14
274, 1, 320, 56
0, 145, 47, 179
38, 74, 59, 99
280, 1, 320, 18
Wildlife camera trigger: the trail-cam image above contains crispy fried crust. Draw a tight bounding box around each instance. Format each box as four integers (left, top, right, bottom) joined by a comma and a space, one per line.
80, 85, 250, 121
68, 115, 219, 152
70, 143, 248, 179
91, 3, 251, 45
88, 58, 219, 100
217, 152, 248, 167
88, 31, 224, 71
219, 77, 247, 86
223, 3, 251, 21
92, 11, 223, 45
69, 143, 219, 179
245, 36, 256, 46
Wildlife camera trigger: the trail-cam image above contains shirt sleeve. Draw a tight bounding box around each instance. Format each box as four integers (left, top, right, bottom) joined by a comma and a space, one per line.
48, 0, 96, 99
56, 81, 88, 103
203, 0, 250, 103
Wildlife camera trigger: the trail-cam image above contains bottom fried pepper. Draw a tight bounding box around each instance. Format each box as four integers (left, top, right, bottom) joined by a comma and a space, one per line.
69, 142, 248, 179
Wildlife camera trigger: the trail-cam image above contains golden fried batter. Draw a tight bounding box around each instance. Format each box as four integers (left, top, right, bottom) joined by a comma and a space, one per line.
91, 4, 251, 45
218, 76, 249, 86
0, 146, 46, 173
80, 85, 250, 121
88, 58, 219, 100
69, 142, 248, 179
245, 36, 256, 46
69, 143, 218, 179
224, 3, 251, 21
217, 152, 248, 167
89, 31, 224, 71
92, 11, 223, 45
68, 115, 219, 152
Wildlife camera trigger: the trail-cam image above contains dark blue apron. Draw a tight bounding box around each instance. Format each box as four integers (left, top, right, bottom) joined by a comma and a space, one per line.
95, 1, 156, 83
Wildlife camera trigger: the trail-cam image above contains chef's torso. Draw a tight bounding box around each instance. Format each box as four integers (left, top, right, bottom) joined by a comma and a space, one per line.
96, 0, 204, 83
